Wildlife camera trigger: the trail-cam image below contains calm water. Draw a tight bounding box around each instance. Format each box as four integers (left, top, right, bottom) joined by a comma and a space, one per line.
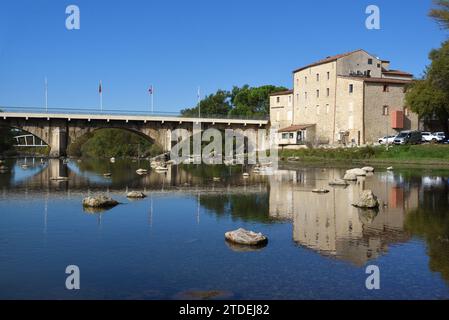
1, 157, 449, 300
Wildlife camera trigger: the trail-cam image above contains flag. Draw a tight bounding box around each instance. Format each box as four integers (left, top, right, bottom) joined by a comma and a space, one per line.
99, 81, 102, 94
148, 85, 153, 95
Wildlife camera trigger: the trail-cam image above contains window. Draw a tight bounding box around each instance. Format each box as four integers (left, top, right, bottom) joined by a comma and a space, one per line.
316, 73, 320, 81
326, 104, 330, 114
383, 105, 389, 116
296, 78, 299, 87
296, 94, 299, 104
305, 76, 307, 84
316, 105, 320, 115
327, 72, 330, 80
288, 96, 292, 103
377, 63, 381, 68
316, 90, 320, 98
368, 58, 373, 65
326, 88, 330, 97
276, 97, 280, 103
383, 85, 389, 92
305, 92, 308, 100
282, 133, 289, 140
349, 84, 354, 93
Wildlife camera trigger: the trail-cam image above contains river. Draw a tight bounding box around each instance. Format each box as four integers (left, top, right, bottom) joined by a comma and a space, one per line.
0, 157, 448, 299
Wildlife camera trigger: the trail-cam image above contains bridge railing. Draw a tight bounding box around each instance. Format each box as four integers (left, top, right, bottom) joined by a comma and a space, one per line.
0, 106, 269, 121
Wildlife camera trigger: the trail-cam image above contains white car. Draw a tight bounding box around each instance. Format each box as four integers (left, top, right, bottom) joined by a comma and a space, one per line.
433, 132, 446, 142
421, 132, 442, 143
378, 135, 396, 145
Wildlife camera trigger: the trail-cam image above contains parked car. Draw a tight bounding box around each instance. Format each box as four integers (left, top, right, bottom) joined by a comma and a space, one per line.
433, 132, 447, 142
378, 135, 397, 145
394, 131, 422, 145
422, 132, 442, 143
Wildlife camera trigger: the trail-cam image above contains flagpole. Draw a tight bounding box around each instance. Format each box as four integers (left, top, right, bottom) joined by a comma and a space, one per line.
151, 86, 154, 114
198, 86, 201, 119
99, 80, 103, 112
44, 77, 48, 113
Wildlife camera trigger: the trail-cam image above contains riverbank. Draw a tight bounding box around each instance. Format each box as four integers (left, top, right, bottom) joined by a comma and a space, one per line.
279, 144, 449, 168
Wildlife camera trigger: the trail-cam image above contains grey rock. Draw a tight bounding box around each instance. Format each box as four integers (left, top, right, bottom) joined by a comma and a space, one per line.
225, 228, 268, 246
82, 195, 119, 208
352, 190, 379, 209
126, 191, 147, 199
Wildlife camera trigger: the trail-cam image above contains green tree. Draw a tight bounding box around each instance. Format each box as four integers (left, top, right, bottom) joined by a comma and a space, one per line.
79, 129, 161, 158
429, 0, 449, 30
229, 85, 288, 117
181, 89, 231, 117
406, 79, 449, 132
406, 41, 449, 133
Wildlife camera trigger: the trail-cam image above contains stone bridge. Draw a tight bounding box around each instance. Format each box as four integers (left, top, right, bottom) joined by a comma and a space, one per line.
0, 109, 269, 157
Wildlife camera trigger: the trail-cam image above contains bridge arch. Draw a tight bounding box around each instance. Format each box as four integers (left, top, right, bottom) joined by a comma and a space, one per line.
67, 126, 163, 158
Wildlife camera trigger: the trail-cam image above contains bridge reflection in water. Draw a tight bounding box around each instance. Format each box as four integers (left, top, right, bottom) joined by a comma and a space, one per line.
0, 159, 436, 268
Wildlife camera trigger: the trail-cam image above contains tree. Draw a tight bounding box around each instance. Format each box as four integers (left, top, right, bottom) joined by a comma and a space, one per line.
181, 89, 231, 117
429, 0, 449, 30
229, 85, 288, 117
406, 79, 449, 132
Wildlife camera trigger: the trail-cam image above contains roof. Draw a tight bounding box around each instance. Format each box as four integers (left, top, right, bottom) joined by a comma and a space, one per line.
269, 90, 293, 96
338, 75, 412, 85
382, 69, 413, 77
278, 124, 316, 133
292, 49, 366, 73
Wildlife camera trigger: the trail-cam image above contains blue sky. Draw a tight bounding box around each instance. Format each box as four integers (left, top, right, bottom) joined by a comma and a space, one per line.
0, 0, 447, 113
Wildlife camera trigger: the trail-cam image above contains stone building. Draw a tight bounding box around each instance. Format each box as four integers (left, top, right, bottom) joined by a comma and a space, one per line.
270, 49, 419, 146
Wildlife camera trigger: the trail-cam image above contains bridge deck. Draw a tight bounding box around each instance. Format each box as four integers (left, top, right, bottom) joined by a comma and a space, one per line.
1, 109, 268, 126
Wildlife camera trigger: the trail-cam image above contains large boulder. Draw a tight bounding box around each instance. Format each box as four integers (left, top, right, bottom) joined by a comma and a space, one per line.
343, 172, 358, 181
126, 191, 147, 199
225, 228, 268, 246
82, 195, 119, 208
346, 168, 367, 176
352, 190, 379, 209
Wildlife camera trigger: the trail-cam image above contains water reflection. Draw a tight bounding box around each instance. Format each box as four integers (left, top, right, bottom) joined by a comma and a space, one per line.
1, 158, 449, 292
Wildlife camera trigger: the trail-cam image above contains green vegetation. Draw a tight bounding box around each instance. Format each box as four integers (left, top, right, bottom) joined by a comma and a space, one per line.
280, 145, 449, 165
429, 0, 449, 29
406, 1, 449, 132
68, 129, 163, 158
405, 204, 449, 284
0, 127, 15, 154
181, 85, 288, 118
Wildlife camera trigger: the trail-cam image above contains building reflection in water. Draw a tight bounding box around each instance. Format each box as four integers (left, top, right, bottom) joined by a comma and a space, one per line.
269, 168, 419, 266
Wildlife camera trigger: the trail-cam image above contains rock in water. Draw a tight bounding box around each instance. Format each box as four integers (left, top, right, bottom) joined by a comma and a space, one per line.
352, 190, 379, 209
82, 195, 119, 208
225, 228, 268, 246
362, 166, 375, 173
346, 168, 367, 176
312, 188, 329, 194
387, 166, 394, 171
343, 172, 357, 181
126, 191, 147, 199
329, 179, 349, 186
